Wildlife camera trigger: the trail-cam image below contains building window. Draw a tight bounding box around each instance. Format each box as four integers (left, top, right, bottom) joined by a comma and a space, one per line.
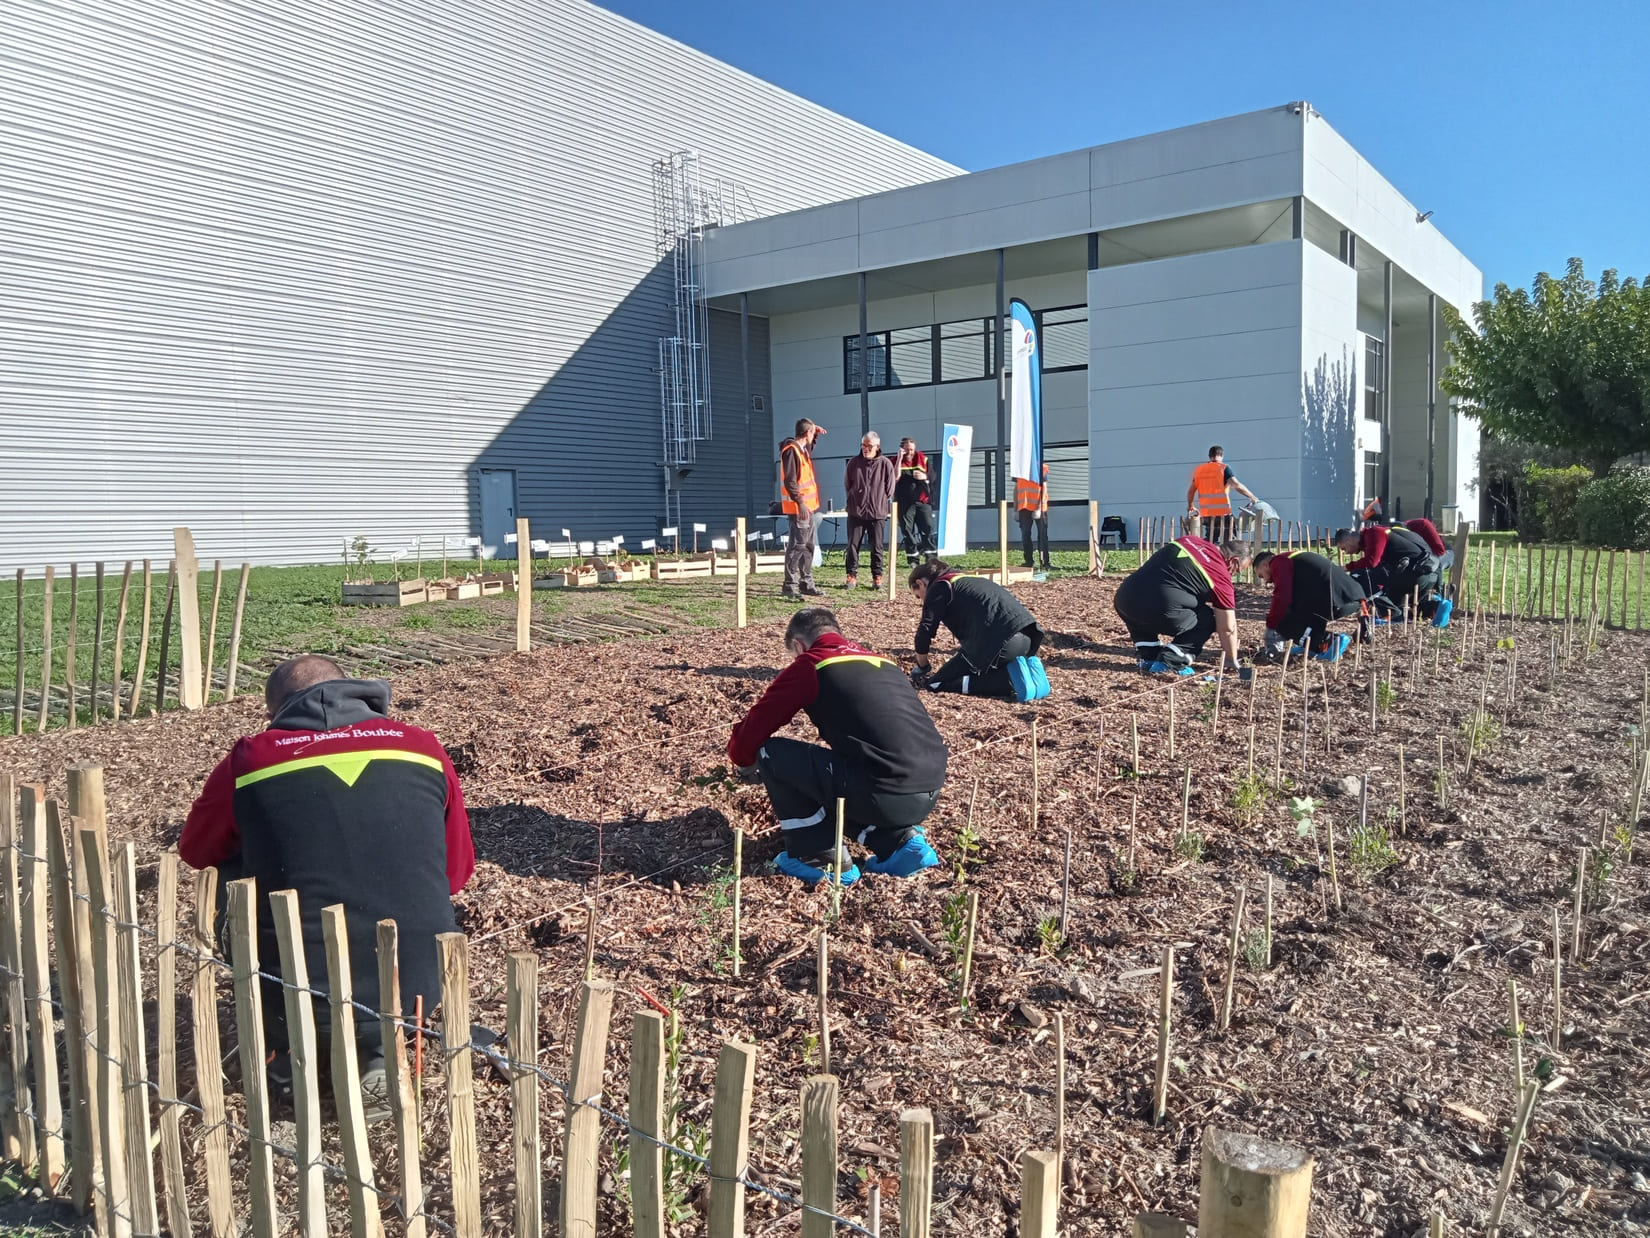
969, 441, 1090, 507
1363, 336, 1385, 422
1363, 450, 1382, 506
845, 305, 1087, 394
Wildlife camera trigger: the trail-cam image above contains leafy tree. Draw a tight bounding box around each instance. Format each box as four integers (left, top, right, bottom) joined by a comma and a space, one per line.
1442, 258, 1650, 475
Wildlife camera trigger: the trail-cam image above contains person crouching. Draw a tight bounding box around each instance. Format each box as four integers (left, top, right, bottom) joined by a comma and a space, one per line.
907, 560, 1049, 700
728, 608, 947, 885
1112, 533, 1247, 675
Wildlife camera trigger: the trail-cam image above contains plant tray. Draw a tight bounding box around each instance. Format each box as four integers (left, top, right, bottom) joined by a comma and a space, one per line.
537, 567, 600, 589
597, 563, 649, 584
748, 551, 788, 575
341, 579, 428, 607
652, 556, 715, 581
477, 573, 516, 595
430, 580, 481, 600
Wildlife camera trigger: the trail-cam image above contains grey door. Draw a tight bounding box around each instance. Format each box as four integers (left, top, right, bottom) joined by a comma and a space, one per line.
478, 469, 517, 559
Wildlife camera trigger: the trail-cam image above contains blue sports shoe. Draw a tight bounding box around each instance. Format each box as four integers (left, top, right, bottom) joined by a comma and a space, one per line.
1008, 656, 1037, 702
1025, 656, 1051, 699
1311, 633, 1350, 663
862, 833, 940, 877
774, 852, 861, 887
1141, 660, 1195, 676
1431, 598, 1453, 629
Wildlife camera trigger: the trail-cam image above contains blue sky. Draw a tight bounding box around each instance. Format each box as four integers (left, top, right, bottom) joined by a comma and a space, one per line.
607, 0, 1649, 299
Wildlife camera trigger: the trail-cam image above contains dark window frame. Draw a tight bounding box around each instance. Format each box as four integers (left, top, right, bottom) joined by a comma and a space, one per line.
968, 439, 1090, 509
844, 304, 1088, 395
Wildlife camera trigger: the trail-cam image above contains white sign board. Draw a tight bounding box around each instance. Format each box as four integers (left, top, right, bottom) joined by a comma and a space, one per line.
936, 422, 973, 556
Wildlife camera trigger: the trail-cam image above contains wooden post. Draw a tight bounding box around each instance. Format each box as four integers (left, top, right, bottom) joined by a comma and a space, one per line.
1447, 521, 1472, 601
1220, 884, 1247, 1032
153, 561, 177, 712
88, 564, 104, 726
562, 979, 616, 1238
1197, 1128, 1314, 1238
1168, 682, 1177, 759
112, 845, 159, 1236
12, 568, 21, 735
999, 499, 1010, 583
1054, 1013, 1067, 1176
270, 890, 327, 1238
817, 928, 832, 1076
504, 953, 540, 1238
322, 904, 386, 1238
800, 1075, 839, 1238
731, 829, 743, 978
735, 516, 749, 629
203, 560, 223, 699
173, 528, 204, 708
15, 787, 64, 1190
1507, 979, 1525, 1097
1088, 500, 1100, 575
152, 854, 191, 1237
37, 566, 54, 730
223, 564, 250, 702
706, 1040, 757, 1238
898, 1108, 934, 1238
42, 802, 86, 1204
375, 921, 425, 1238
65, 563, 79, 729
959, 891, 980, 1011
78, 825, 132, 1238
438, 933, 481, 1238
1153, 945, 1173, 1125
108, 562, 132, 722
1137, 518, 1145, 566
191, 869, 234, 1237
1550, 907, 1563, 1051
1020, 1150, 1058, 1238
629, 1012, 666, 1238
515, 517, 532, 653
0, 777, 38, 1173
227, 879, 277, 1238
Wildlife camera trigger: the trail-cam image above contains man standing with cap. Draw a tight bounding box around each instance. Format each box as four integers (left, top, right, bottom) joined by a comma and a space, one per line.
780, 418, 827, 599
1186, 446, 1260, 542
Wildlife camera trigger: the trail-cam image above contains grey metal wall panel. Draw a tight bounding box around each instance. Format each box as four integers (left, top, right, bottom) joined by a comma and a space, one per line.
0, 0, 958, 570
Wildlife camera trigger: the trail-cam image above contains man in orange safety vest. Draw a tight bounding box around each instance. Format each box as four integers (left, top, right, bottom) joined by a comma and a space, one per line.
1015, 461, 1050, 569
780, 418, 828, 599
1185, 445, 1258, 542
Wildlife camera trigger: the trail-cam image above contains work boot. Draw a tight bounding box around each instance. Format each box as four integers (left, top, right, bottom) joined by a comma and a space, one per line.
775, 849, 861, 887
359, 1054, 391, 1124
800, 584, 826, 598
871, 577, 883, 590
862, 832, 939, 877
781, 586, 802, 600
843, 575, 858, 589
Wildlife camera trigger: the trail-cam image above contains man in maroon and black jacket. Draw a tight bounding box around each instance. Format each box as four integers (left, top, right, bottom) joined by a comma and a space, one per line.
894, 438, 937, 565
182, 654, 475, 1111
729, 609, 947, 884
1335, 523, 1442, 621
1254, 550, 1369, 662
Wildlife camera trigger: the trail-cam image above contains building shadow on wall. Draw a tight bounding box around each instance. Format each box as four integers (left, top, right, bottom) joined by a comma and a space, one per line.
1301, 348, 1356, 528
466, 255, 774, 551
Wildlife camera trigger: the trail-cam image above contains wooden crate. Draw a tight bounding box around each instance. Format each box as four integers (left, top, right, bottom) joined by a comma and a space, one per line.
429, 579, 481, 601
652, 555, 715, 581
969, 565, 1037, 585
748, 551, 787, 575
477, 572, 517, 595
537, 567, 600, 589
597, 563, 649, 584
341, 578, 428, 607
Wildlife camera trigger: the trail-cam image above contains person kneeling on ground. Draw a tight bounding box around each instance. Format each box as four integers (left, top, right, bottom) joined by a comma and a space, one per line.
1334, 524, 1450, 627
728, 608, 947, 885
1253, 551, 1369, 663
1112, 533, 1247, 675
907, 560, 1049, 700
181, 654, 476, 1119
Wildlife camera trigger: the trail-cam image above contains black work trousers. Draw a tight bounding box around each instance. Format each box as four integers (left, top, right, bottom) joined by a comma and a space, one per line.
844, 516, 887, 581
1113, 573, 1215, 656
900, 502, 936, 560
1018, 510, 1049, 567
783, 512, 817, 590
758, 738, 940, 861
1355, 557, 1439, 617
923, 626, 1043, 698
1274, 599, 1366, 644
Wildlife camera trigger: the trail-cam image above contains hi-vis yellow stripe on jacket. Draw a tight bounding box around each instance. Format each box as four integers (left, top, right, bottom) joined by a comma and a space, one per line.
233, 748, 444, 790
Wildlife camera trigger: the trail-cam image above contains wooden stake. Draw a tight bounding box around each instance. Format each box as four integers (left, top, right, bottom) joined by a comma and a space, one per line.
515, 517, 532, 652
11, 569, 21, 736
1211, 653, 1225, 733
111, 845, 160, 1234
43, 802, 89, 1206
1220, 884, 1247, 1031
831, 798, 846, 920
1398, 743, 1407, 836
707, 1041, 757, 1238
583, 898, 597, 981
1030, 717, 1040, 832
88, 564, 107, 725
223, 564, 249, 702
1168, 681, 1177, 759
172, 529, 203, 708
1179, 765, 1192, 838
1486, 1081, 1539, 1236
437, 933, 481, 1238
153, 561, 176, 713
959, 891, 980, 1012
734, 516, 749, 628
1054, 1013, 1067, 1178
65, 563, 79, 729
1264, 875, 1274, 968
184, 867, 232, 1237
815, 927, 832, 1076
14, 788, 64, 1190
79, 825, 132, 1238
1020, 1150, 1059, 1238
269, 890, 327, 1238
37, 566, 54, 730
1550, 907, 1563, 1051
0, 777, 37, 1172
899, 1108, 934, 1238
998, 499, 1010, 584
1572, 846, 1587, 962
562, 979, 616, 1238
630, 1012, 666, 1238
1507, 978, 1525, 1097
1130, 714, 1140, 777
1153, 945, 1174, 1125
375, 921, 425, 1238
1325, 817, 1342, 912
800, 1075, 839, 1238
1197, 1128, 1314, 1238
1246, 722, 1256, 780
203, 560, 223, 699
226, 879, 277, 1238
731, 828, 743, 978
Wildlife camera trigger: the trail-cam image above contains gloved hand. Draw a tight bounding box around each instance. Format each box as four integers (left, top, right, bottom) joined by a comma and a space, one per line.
908, 664, 929, 686
1262, 629, 1288, 655
735, 764, 761, 784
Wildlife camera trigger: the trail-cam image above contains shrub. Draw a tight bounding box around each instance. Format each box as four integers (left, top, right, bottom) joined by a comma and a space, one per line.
1520, 464, 1592, 541
1575, 467, 1650, 549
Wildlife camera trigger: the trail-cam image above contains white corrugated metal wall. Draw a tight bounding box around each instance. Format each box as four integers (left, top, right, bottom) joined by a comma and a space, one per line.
0, 0, 959, 570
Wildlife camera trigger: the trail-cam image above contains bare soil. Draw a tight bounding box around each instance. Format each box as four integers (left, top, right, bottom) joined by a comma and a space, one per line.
5, 575, 1649, 1237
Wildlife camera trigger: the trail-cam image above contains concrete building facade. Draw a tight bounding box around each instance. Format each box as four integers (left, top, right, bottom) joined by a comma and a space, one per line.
705, 104, 1481, 545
